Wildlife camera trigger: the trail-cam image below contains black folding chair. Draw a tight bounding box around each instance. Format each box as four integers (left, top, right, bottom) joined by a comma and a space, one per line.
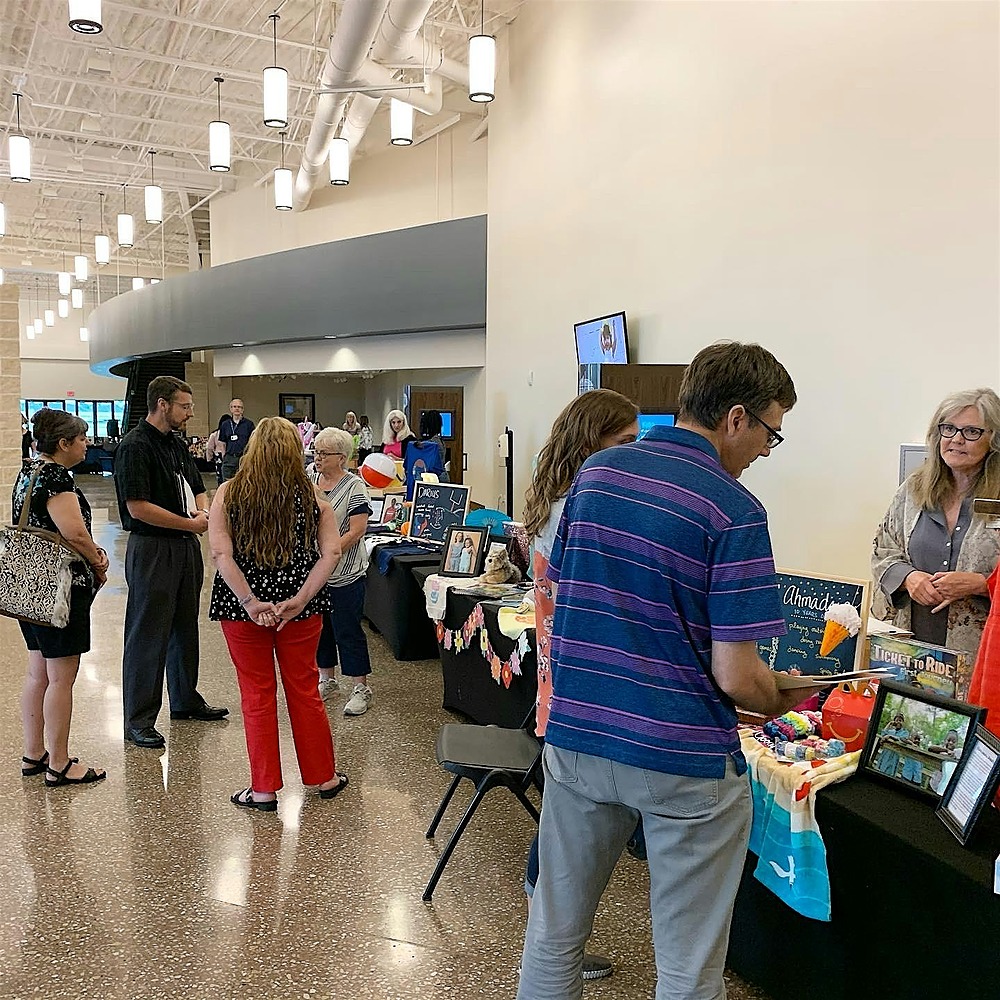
423, 711, 543, 902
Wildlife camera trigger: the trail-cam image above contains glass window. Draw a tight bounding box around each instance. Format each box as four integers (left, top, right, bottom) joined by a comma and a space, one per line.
114, 400, 125, 424
64, 399, 79, 415
26, 400, 44, 422
96, 401, 112, 436
46, 400, 66, 411
77, 401, 95, 435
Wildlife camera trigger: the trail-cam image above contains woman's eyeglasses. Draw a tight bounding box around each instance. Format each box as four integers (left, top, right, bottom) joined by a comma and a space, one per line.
314, 450, 344, 459
938, 423, 987, 442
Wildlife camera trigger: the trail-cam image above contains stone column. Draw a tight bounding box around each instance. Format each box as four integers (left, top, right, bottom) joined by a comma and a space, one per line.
0, 284, 22, 523
184, 359, 210, 439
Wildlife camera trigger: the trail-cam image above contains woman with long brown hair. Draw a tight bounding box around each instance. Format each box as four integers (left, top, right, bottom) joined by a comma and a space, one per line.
521, 388, 639, 981
209, 417, 347, 811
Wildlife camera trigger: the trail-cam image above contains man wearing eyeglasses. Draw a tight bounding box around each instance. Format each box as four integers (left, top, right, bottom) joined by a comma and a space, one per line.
218, 398, 255, 483
518, 342, 807, 1000
114, 376, 229, 750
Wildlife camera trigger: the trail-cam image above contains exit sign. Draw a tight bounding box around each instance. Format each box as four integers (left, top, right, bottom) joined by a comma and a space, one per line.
66, 391, 75, 397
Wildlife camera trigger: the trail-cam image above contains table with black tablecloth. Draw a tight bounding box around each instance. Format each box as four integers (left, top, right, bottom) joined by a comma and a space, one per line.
432, 588, 538, 728
728, 774, 1000, 1000
363, 546, 441, 661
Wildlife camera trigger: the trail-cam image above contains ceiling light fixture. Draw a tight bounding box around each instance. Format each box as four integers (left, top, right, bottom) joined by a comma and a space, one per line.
68, 0, 103, 34
0, 269, 4, 285
45, 308, 55, 327
329, 136, 349, 185
0, 201, 5, 237
263, 13, 288, 129
117, 183, 133, 248
132, 276, 144, 290
58, 255, 72, 295
33, 278, 42, 334
274, 131, 292, 211
468, 0, 496, 103
209, 76, 231, 172
8, 92, 31, 183
95, 191, 110, 264
72, 287, 83, 309
58, 298, 69, 318
80, 325, 89, 342
390, 99, 413, 146
74, 217, 89, 281
145, 150, 162, 224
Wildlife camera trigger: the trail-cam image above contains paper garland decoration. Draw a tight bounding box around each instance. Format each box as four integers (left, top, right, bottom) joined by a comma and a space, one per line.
435, 605, 532, 689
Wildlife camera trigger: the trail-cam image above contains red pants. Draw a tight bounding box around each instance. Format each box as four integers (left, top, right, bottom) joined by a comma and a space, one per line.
221, 615, 336, 793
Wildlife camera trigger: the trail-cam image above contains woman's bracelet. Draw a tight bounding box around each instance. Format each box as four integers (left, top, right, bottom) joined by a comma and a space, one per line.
240, 592, 256, 607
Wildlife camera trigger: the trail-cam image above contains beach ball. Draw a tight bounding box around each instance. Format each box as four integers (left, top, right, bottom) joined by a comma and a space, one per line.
360, 452, 397, 490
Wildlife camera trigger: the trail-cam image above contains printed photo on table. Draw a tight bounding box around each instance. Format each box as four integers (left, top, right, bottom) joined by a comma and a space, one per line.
861, 680, 985, 800
438, 525, 488, 578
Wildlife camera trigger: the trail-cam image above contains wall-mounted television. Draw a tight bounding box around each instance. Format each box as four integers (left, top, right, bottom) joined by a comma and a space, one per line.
439, 411, 454, 439
638, 412, 676, 439
574, 311, 629, 365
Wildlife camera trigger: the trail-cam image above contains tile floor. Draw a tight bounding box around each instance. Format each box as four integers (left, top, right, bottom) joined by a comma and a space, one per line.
0, 476, 773, 1000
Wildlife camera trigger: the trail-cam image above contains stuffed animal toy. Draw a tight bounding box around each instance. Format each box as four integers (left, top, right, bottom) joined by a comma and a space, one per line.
480, 547, 523, 585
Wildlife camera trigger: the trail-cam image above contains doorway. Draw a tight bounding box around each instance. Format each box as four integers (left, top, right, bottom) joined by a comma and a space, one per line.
408, 386, 465, 484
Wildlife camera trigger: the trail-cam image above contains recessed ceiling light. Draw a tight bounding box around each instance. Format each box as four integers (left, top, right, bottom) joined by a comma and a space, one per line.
324, 335, 339, 339
232, 343, 244, 347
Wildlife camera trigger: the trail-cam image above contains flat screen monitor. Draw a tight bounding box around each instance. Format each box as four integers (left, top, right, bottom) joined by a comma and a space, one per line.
574, 311, 629, 365
440, 411, 454, 439
637, 413, 676, 439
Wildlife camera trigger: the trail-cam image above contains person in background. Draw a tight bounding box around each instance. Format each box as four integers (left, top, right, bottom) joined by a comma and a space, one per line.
519, 387, 640, 983
114, 376, 228, 750
218, 398, 255, 483
208, 417, 347, 810
343, 411, 361, 467
205, 427, 225, 486
16, 408, 110, 787
309, 427, 375, 715
418, 410, 449, 482
518, 342, 805, 1000
21, 414, 32, 463
873, 388, 1000, 655
381, 409, 415, 461
357, 415, 374, 465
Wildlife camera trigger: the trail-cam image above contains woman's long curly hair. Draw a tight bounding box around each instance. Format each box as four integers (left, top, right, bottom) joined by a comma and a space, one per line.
523, 389, 639, 539
223, 417, 318, 567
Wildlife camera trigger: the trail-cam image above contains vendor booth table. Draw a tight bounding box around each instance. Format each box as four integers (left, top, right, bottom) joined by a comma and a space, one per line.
363, 547, 441, 661
728, 774, 1000, 1000
432, 588, 537, 728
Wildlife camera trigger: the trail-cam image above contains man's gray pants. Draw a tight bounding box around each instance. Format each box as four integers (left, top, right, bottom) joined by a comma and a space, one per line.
517, 744, 751, 1000
122, 533, 204, 730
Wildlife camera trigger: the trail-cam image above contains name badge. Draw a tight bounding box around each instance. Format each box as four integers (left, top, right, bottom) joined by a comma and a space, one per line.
230, 434, 239, 441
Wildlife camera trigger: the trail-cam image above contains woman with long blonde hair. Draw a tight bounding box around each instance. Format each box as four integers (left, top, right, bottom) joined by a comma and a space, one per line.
209, 417, 348, 811
381, 409, 415, 461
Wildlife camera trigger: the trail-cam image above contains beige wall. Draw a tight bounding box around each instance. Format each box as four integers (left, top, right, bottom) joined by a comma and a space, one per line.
484, 0, 999, 578
210, 119, 488, 265
227, 374, 367, 431
21, 359, 125, 401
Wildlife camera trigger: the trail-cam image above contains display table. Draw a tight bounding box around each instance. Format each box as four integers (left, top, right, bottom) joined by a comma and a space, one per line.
363, 548, 441, 660
728, 774, 1000, 1000
435, 589, 537, 728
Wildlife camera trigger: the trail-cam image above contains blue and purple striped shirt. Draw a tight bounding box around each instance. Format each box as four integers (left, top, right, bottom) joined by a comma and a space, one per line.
545, 425, 785, 778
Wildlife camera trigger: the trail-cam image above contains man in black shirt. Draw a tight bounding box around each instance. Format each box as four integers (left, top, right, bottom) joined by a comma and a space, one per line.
114, 376, 228, 749
218, 398, 254, 482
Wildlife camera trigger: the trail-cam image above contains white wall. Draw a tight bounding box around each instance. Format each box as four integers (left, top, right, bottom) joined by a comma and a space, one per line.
210, 119, 488, 265
21, 359, 125, 400
485, 0, 999, 579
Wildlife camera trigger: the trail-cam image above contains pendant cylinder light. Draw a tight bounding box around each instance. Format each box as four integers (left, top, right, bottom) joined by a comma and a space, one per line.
329, 137, 350, 186
33, 317, 42, 334
132, 276, 144, 291
58, 271, 72, 296
8, 94, 30, 183
263, 15, 288, 129
145, 150, 162, 224
26, 324, 34, 340
0, 202, 5, 237
74, 217, 88, 281
118, 184, 133, 248
44, 309, 55, 327
274, 131, 292, 211
0, 269, 4, 285
209, 77, 231, 172
72, 288, 83, 309
390, 99, 413, 146
79, 327, 89, 342
68, 0, 103, 34
95, 191, 110, 264
468, 34, 496, 103
58, 298, 69, 318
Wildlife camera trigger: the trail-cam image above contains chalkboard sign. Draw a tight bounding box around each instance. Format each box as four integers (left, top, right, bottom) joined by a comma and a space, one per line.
408, 482, 471, 544
758, 570, 871, 677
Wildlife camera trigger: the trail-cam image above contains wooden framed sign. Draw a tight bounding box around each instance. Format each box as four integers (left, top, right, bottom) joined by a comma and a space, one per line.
408, 481, 471, 545
758, 570, 871, 677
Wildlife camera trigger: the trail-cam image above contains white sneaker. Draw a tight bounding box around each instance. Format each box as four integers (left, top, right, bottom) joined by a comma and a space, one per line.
344, 684, 373, 716
318, 677, 340, 702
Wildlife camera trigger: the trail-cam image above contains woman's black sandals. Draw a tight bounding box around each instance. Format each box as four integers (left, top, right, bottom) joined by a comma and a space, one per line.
319, 773, 349, 800
21, 751, 49, 777
45, 759, 106, 787
231, 788, 278, 812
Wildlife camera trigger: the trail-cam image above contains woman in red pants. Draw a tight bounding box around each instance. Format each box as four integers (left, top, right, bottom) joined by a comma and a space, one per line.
209, 417, 348, 811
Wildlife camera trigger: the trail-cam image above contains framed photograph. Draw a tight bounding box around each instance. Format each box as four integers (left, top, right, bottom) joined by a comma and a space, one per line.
936, 726, 1000, 845
381, 495, 404, 526
278, 393, 315, 424
860, 680, 986, 800
438, 525, 489, 578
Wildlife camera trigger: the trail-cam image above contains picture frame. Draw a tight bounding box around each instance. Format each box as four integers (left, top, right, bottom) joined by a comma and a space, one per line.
438, 525, 489, 578
936, 725, 1000, 845
278, 392, 315, 424
860, 680, 986, 801
409, 481, 471, 544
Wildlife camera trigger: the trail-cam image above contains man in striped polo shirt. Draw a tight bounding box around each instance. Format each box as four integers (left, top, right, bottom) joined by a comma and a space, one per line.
518, 342, 808, 1000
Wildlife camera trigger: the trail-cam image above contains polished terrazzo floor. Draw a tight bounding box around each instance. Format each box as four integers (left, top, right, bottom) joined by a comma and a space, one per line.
0, 476, 774, 1000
